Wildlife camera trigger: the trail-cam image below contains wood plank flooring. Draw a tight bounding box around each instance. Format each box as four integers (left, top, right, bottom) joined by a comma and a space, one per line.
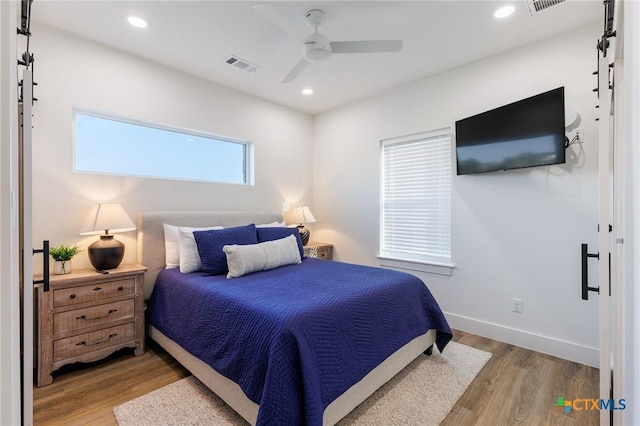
33, 330, 599, 425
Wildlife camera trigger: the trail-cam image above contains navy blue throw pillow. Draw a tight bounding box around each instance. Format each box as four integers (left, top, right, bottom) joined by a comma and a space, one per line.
257, 227, 305, 259
194, 224, 258, 275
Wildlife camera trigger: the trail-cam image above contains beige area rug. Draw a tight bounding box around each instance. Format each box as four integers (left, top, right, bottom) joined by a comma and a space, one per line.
113, 341, 491, 426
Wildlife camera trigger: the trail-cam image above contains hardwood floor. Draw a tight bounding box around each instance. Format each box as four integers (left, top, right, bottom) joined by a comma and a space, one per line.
442, 330, 599, 426
33, 330, 599, 425
33, 341, 189, 426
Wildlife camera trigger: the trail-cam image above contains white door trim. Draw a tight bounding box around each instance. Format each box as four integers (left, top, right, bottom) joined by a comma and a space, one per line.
612, 1, 640, 425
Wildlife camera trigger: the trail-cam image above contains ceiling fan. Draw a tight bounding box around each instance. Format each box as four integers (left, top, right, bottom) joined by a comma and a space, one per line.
253, 5, 403, 83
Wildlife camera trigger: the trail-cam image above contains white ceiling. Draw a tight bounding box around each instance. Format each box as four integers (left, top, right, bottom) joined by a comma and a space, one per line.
32, 1, 601, 114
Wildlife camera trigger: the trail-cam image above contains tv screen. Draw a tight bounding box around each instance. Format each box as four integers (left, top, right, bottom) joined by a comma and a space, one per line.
455, 87, 565, 175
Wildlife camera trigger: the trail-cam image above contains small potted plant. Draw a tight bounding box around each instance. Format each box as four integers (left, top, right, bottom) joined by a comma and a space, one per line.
49, 244, 82, 275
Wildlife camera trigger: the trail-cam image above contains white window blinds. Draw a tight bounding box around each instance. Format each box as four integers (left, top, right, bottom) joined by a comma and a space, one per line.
380, 128, 451, 265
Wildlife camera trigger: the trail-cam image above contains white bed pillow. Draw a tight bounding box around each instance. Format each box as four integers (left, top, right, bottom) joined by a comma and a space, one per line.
256, 221, 286, 227
223, 234, 301, 278
163, 223, 222, 270
178, 226, 224, 273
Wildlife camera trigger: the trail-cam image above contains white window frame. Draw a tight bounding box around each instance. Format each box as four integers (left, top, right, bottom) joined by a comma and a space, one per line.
378, 128, 453, 276
73, 108, 254, 185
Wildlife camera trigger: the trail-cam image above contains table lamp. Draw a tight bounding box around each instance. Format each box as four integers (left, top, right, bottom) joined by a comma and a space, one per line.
290, 206, 315, 246
79, 203, 136, 271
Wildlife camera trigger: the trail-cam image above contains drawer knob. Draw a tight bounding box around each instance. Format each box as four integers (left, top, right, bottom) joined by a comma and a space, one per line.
118, 286, 124, 291
76, 333, 117, 347
93, 286, 102, 291
69, 294, 76, 299
76, 309, 118, 321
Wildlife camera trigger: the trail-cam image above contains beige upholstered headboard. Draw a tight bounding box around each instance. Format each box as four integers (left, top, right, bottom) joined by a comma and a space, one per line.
136, 211, 282, 299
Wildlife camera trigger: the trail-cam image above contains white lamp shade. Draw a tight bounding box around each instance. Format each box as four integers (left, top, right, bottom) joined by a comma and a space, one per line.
290, 206, 316, 224
79, 203, 136, 235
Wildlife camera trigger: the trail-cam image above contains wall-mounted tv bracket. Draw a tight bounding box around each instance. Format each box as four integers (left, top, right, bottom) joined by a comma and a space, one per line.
32, 240, 50, 292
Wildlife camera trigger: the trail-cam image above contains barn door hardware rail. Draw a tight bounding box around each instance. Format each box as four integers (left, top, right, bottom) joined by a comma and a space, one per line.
592, 0, 615, 106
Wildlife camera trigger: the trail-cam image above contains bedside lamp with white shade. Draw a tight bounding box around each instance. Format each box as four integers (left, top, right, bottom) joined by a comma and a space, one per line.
79, 203, 136, 271
290, 206, 315, 246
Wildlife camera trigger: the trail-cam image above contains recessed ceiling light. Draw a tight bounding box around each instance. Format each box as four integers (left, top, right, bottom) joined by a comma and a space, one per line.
494, 5, 515, 18
126, 15, 149, 29
301, 88, 314, 96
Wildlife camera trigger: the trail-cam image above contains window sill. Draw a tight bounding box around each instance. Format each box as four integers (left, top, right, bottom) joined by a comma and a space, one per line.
377, 256, 454, 276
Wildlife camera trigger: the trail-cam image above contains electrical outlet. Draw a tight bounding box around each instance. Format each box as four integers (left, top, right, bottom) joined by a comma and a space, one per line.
568, 127, 584, 144
512, 298, 523, 313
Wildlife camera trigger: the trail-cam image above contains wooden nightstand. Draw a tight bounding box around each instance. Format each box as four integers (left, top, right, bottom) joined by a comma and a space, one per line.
35, 263, 147, 386
303, 242, 333, 260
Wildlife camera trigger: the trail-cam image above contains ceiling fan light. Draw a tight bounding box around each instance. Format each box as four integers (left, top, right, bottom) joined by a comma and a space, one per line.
304, 33, 332, 62
305, 47, 331, 62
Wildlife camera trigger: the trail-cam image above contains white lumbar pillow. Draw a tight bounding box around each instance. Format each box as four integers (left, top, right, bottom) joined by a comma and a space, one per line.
223, 234, 301, 278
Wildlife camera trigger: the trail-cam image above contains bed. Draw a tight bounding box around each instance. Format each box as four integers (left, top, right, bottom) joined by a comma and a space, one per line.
138, 211, 452, 425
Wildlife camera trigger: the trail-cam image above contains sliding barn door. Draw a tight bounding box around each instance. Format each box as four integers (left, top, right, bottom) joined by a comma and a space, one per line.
20, 68, 35, 426
596, 51, 616, 426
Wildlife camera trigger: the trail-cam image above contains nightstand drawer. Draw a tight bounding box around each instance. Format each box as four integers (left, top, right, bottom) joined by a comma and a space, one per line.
304, 242, 333, 260
53, 322, 135, 361
53, 278, 135, 307
53, 299, 135, 335
316, 248, 331, 259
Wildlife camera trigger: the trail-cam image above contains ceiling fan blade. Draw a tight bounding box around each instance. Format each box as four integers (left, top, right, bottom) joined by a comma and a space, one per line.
282, 57, 310, 83
330, 40, 403, 54
252, 4, 308, 41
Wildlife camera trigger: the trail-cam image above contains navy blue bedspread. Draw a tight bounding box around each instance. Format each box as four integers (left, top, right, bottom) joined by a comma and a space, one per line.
147, 258, 452, 425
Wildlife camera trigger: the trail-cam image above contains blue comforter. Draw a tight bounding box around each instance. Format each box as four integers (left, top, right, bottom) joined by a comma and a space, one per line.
147, 258, 452, 425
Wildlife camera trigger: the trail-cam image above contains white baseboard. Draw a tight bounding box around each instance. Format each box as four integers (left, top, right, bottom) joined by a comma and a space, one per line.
446, 312, 599, 368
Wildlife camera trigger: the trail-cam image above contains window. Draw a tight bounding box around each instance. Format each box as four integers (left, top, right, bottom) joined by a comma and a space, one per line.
74, 110, 252, 185
379, 128, 452, 273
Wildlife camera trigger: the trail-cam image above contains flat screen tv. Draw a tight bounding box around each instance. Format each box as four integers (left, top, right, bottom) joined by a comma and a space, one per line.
455, 87, 565, 175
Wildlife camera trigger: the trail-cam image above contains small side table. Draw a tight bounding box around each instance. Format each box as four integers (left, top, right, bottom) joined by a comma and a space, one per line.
35, 263, 147, 386
303, 242, 333, 260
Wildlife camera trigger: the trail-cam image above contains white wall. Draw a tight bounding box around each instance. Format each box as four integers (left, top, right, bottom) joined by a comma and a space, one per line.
312, 24, 601, 366
30, 24, 313, 271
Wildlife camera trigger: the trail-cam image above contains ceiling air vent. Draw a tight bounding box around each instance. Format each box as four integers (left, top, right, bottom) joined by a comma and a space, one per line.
524, 0, 566, 15
226, 56, 261, 73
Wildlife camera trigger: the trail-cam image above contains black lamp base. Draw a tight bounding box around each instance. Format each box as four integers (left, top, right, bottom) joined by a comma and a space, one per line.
298, 225, 310, 246
88, 235, 125, 271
